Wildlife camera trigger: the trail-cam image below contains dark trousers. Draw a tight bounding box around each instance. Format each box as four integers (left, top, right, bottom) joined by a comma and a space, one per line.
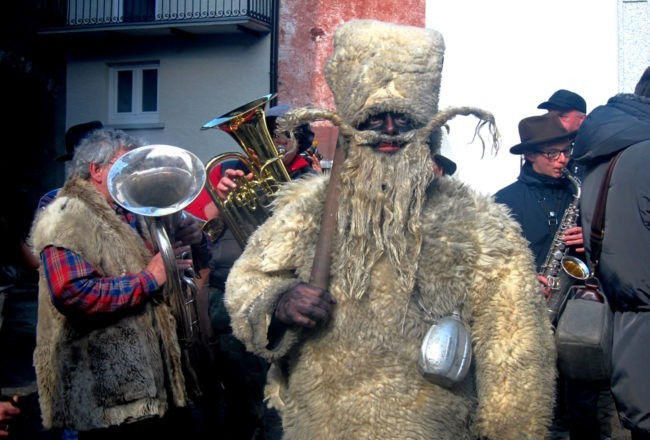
553, 376, 613, 440
566, 381, 601, 440
77, 407, 196, 440
632, 430, 650, 440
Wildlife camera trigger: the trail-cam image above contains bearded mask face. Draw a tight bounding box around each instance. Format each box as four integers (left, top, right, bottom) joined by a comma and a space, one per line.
320, 20, 446, 299
333, 117, 434, 299
320, 20, 495, 299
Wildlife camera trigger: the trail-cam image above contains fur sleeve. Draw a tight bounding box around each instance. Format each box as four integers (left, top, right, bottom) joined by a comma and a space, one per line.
225, 174, 328, 360
418, 180, 555, 439
469, 195, 556, 439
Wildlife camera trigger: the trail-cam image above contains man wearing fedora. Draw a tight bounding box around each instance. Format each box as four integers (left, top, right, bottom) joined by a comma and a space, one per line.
495, 113, 582, 271
494, 113, 606, 440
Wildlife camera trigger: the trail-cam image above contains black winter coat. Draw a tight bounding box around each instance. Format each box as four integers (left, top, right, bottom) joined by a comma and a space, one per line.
494, 162, 576, 272
573, 92, 650, 433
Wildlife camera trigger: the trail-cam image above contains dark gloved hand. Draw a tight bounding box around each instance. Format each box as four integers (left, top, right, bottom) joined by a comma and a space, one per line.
274, 283, 336, 328
175, 214, 204, 246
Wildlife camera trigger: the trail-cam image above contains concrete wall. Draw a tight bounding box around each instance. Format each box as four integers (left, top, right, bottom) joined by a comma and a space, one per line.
66, 1, 428, 163
66, 32, 272, 163
618, 0, 650, 91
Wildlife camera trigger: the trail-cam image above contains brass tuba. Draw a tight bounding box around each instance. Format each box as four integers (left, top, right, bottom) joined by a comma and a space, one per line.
107, 144, 209, 397
201, 93, 292, 248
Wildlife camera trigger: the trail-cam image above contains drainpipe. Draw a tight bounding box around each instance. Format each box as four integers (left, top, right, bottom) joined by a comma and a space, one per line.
269, 0, 280, 106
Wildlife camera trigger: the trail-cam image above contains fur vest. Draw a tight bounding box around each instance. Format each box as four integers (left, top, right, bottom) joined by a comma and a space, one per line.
29, 178, 187, 430
225, 174, 556, 439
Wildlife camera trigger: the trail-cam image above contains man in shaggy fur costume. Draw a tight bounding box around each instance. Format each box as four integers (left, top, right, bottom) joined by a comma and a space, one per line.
225, 19, 556, 439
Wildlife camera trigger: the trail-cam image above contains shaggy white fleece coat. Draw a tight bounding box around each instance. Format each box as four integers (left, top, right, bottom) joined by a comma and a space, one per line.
225, 174, 556, 439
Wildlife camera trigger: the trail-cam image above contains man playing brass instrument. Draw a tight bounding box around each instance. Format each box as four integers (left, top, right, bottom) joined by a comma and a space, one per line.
184, 104, 321, 439
29, 129, 210, 438
225, 19, 555, 439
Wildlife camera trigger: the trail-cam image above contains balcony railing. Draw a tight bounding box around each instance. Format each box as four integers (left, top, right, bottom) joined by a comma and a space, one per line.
38, 0, 273, 32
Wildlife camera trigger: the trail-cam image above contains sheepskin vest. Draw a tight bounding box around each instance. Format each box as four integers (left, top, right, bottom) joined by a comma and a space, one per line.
30, 178, 187, 431
225, 174, 557, 440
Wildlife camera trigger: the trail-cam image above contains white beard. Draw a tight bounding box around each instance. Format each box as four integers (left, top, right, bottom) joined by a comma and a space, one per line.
335, 137, 435, 299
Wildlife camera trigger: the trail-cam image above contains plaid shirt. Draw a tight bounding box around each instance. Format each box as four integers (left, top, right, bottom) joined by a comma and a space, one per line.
40, 206, 159, 316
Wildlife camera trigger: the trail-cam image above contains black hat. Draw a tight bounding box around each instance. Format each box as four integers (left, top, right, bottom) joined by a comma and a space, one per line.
537, 89, 586, 113
56, 121, 103, 162
434, 154, 457, 176
509, 114, 577, 155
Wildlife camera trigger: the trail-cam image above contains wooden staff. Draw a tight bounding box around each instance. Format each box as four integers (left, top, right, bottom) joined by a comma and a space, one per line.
309, 138, 346, 289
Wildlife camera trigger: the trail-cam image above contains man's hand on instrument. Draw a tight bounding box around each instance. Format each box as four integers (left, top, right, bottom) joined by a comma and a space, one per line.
274, 283, 336, 328
216, 168, 254, 200
563, 226, 585, 253
175, 215, 204, 246
305, 152, 323, 173
145, 244, 193, 286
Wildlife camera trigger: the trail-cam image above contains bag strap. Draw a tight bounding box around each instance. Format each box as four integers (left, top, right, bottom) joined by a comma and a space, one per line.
589, 150, 625, 268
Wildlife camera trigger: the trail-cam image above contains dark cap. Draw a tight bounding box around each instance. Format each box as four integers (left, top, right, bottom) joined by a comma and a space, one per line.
537, 89, 586, 113
510, 113, 577, 155
56, 121, 103, 162
434, 154, 457, 176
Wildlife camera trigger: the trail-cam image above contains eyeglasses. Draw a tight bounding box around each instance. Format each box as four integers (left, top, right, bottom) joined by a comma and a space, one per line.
536, 146, 573, 161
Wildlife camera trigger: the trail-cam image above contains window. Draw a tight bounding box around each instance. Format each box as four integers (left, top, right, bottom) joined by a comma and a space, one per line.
109, 62, 159, 124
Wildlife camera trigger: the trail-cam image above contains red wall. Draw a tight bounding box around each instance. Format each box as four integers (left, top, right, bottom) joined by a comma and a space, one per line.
277, 0, 425, 157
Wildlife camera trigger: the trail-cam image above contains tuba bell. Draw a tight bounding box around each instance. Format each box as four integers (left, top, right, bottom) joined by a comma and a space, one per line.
201, 93, 292, 248
107, 144, 209, 398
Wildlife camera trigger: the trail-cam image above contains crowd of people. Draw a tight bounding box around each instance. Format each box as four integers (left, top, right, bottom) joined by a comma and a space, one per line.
1, 17, 649, 440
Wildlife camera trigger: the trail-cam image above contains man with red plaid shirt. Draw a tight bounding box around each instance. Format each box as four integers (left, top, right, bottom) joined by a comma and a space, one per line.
29, 128, 209, 439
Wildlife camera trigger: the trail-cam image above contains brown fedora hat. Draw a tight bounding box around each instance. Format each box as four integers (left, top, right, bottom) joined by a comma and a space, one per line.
509, 114, 577, 155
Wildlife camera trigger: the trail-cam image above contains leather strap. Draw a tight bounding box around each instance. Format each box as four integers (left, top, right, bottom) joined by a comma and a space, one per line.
589, 150, 625, 267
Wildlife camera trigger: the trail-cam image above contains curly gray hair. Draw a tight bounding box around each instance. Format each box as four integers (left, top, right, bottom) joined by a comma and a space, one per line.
68, 128, 146, 180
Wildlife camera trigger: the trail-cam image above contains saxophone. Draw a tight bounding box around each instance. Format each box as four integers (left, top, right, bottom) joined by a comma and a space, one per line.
543, 168, 591, 327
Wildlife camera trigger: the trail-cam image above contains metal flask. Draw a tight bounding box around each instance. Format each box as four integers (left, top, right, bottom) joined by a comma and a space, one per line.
418, 309, 472, 387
